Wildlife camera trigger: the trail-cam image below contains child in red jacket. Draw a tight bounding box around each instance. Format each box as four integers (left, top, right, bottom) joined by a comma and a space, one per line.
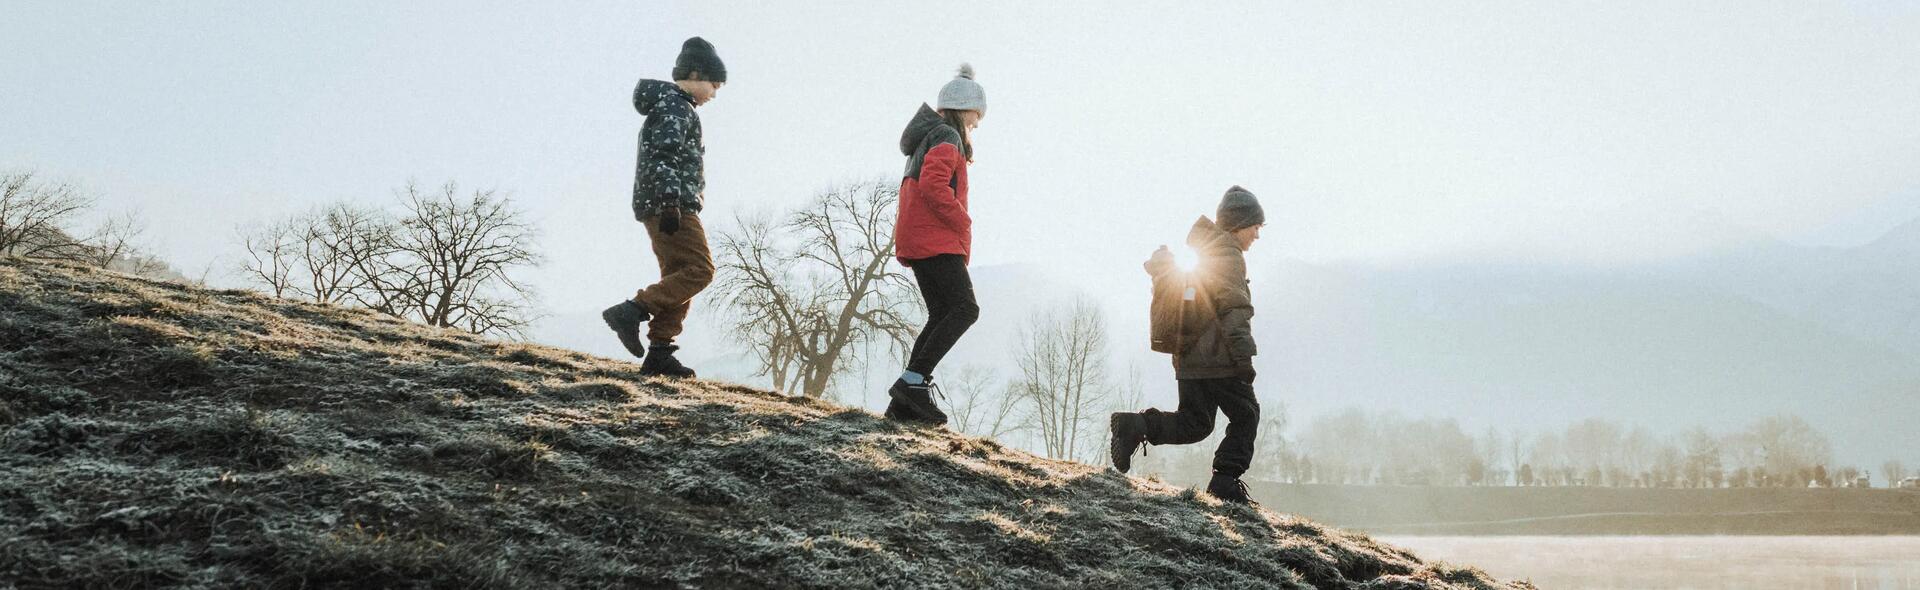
885, 64, 985, 425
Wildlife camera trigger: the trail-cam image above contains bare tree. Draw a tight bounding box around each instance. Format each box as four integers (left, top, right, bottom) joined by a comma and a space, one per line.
1620, 426, 1657, 486
944, 364, 1025, 439
1529, 431, 1567, 486
1111, 364, 1147, 415
362, 182, 540, 338
1477, 427, 1508, 486
238, 216, 300, 298
1508, 430, 1529, 486
1883, 460, 1908, 486
1013, 297, 1111, 462
2, 172, 174, 276
1, 172, 93, 259
290, 203, 390, 305
1835, 466, 1861, 487
1742, 414, 1832, 486
1252, 398, 1293, 482
711, 180, 919, 398
1681, 427, 1724, 488
1563, 418, 1624, 486
1652, 443, 1684, 488
241, 205, 387, 303
78, 210, 143, 268
237, 182, 540, 339
1302, 408, 1377, 485
67, 209, 169, 277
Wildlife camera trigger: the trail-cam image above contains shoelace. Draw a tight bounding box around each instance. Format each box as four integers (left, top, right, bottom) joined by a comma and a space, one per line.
928, 381, 948, 403
1224, 479, 1258, 504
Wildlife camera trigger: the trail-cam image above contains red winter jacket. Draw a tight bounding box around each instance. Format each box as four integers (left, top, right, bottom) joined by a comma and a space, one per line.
894, 104, 971, 264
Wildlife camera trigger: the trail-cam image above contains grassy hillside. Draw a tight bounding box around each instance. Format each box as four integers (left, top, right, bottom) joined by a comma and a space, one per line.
1249, 483, 1920, 536
0, 259, 1529, 589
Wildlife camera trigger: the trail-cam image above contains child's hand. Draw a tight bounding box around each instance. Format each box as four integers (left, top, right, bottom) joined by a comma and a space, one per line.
659, 205, 682, 235
1145, 245, 1174, 271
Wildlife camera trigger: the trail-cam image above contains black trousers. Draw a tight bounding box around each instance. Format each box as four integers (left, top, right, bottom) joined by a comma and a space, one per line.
1139, 378, 1260, 477
905, 254, 979, 376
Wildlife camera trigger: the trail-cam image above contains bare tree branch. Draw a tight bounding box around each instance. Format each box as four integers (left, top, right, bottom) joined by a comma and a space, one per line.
1, 171, 95, 260
1014, 297, 1112, 462
235, 181, 541, 339
711, 179, 919, 398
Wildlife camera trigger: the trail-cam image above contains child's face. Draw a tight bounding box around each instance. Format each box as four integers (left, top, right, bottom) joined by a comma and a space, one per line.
680, 78, 723, 106
1234, 224, 1264, 251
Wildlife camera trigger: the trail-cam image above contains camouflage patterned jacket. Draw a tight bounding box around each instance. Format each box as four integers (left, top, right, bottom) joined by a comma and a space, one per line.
631, 79, 704, 220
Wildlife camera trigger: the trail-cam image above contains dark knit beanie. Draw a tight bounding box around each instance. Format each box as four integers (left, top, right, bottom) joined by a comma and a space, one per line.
1216, 185, 1266, 231
672, 37, 726, 83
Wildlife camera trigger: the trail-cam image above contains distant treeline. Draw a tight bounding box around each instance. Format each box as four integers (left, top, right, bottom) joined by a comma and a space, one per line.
1136, 407, 1913, 490
1245, 482, 1920, 535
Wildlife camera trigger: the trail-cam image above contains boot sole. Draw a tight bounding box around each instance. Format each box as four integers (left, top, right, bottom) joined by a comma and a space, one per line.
600, 306, 649, 359
1109, 414, 1137, 473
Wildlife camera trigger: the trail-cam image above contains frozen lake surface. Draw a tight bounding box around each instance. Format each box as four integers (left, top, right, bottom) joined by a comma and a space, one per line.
1382, 536, 1920, 589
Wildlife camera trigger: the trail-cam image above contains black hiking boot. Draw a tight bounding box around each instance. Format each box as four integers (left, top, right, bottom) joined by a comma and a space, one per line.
886, 378, 947, 426
1109, 412, 1149, 473
640, 343, 697, 378
600, 300, 650, 359
1207, 472, 1257, 506
882, 399, 907, 421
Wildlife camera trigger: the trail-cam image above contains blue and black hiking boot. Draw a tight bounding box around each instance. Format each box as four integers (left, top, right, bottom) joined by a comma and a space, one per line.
640, 342, 697, 378
600, 300, 650, 359
1207, 472, 1257, 506
1109, 412, 1149, 473
886, 378, 947, 426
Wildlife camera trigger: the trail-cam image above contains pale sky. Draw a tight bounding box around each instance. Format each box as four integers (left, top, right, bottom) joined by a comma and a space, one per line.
8, 1, 1920, 466
6, 1, 1918, 312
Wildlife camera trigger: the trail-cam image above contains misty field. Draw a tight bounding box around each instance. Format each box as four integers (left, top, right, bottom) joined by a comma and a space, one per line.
1383, 536, 1920, 589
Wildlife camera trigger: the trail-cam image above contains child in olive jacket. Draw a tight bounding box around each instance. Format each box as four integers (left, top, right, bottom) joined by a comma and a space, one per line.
1110, 186, 1267, 504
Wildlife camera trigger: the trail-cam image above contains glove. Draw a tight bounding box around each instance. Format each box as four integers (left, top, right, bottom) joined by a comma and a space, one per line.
1145, 245, 1173, 273
658, 205, 682, 235
1235, 362, 1257, 385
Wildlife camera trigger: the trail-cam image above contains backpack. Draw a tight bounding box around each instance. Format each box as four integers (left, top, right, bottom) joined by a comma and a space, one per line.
1149, 250, 1217, 355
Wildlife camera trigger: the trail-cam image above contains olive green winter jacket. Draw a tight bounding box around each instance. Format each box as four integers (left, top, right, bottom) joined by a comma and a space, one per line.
1143, 216, 1257, 380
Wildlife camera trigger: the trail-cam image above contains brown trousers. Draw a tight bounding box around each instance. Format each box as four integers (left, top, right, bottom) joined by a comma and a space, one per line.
632, 211, 714, 343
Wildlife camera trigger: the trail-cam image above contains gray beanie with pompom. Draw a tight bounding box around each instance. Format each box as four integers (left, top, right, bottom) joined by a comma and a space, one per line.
937, 63, 986, 116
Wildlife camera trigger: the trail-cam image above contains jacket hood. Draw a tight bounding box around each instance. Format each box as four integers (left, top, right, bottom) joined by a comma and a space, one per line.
899, 103, 947, 156
1186, 215, 1233, 249
634, 79, 691, 116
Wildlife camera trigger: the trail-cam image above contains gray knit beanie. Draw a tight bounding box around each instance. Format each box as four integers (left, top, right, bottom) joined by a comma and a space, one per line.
936, 63, 986, 116
1216, 186, 1266, 231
